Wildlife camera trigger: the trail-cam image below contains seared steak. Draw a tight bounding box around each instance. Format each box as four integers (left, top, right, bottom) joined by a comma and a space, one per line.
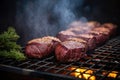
76, 34, 96, 50
25, 36, 61, 58
102, 23, 117, 36
55, 39, 87, 62
56, 30, 76, 41
89, 30, 109, 45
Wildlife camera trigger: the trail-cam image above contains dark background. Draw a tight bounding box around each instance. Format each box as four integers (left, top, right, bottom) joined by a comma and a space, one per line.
0, 0, 120, 43
0, 0, 120, 79
0, 0, 16, 32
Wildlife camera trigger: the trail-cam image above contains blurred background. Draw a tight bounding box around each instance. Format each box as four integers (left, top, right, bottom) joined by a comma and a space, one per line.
0, 0, 120, 46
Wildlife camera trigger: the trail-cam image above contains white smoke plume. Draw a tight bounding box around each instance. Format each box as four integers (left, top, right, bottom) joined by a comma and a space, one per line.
15, 0, 84, 46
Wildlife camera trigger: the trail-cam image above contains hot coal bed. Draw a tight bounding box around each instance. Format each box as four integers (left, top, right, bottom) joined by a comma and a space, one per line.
0, 0, 120, 80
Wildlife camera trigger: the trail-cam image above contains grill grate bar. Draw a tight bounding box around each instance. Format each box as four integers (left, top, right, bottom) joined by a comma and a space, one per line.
99, 64, 119, 80
17, 61, 31, 67
35, 62, 53, 70
54, 63, 74, 74
26, 61, 49, 69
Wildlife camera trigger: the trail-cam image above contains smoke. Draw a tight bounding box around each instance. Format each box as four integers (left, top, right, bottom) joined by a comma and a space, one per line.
15, 0, 84, 46
53, 0, 86, 28
53, 0, 75, 29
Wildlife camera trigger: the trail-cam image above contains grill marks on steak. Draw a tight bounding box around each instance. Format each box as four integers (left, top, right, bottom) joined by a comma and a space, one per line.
55, 40, 87, 62
25, 36, 61, 58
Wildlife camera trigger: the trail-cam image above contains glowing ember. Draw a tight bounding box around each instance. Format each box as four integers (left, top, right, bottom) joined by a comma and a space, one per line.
75, 68, 93, 74
102, 71, 118, 78
69, 67, 96, 80
69, 67, 118, 80
108, 71, 118, 78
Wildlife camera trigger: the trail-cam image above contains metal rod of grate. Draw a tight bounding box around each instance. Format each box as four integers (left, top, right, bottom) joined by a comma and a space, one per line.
0, 36, 120, 80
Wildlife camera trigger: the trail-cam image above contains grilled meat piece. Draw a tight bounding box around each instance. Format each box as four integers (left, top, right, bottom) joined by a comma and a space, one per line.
87, 26, 112, 45
25, 36, 61, 58
86, 21, 101, 29
67, 27, 88, 34
102, 23, 117, 36
68, 21, 101, 34
68, 21, 87, 28
89, 30, 109, 45
92, 27, 111, 36
56, 30, 76, 41
57, 30, 96, 50
55, 39, 87, 62
76, 34, 96, 50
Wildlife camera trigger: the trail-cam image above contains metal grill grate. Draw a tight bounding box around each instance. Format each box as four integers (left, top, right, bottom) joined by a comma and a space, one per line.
0, 36, 120, 80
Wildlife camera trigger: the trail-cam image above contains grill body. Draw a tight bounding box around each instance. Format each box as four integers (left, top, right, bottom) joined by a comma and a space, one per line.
0, 36, 120, 80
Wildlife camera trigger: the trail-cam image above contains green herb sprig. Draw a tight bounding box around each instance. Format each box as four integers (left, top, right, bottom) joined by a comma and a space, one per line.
0, 27, 26, 61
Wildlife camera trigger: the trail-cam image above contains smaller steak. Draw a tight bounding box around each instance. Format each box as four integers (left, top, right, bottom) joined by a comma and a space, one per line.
76, 34, 96, 50
55, 39, 87, 62
67, 27, 88, 34
86, 21, 101, 29
92, 27, 111, 36
102, 23, 117, 36
56, 30, 76, 41
89, 30, 109, 45
68, 21, 87, 28
25, 36, 61, 58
